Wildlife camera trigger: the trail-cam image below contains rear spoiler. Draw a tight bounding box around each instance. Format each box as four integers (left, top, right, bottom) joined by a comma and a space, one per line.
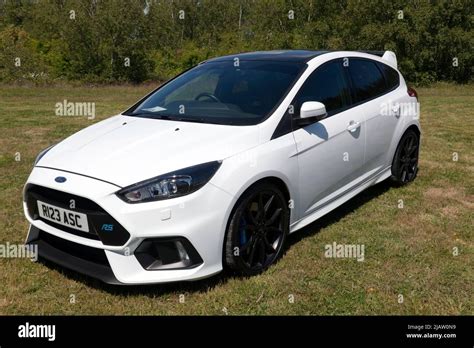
358, 50, 397, 69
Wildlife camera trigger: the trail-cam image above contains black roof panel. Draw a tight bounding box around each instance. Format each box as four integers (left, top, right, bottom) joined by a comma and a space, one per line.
205, 50, 328, 63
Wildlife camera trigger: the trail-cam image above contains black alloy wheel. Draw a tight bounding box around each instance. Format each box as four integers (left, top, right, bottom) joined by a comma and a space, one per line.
391, 129, 420, 185
224, 182, 289, 276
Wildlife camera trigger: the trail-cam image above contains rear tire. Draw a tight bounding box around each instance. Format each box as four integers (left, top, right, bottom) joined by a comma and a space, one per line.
224, 182, 289, 276
390, 129, 420, 186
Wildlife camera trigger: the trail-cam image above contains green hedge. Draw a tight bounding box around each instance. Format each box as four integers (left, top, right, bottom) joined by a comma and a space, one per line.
0, 0, 472, 85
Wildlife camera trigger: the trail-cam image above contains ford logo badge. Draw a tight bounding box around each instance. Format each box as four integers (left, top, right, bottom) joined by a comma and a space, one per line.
55, 176, 67, 183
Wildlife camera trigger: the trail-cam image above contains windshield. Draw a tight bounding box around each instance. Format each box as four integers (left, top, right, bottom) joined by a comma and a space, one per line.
125, 60, 305, 125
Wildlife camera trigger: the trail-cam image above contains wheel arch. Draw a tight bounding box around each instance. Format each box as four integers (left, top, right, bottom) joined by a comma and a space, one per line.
387, 122, 421, 166
395, 124, 421, 157
224, 175, 291, 231
221, 175, 291, 268
389, 124, 420, 185
406, 124, 421, 138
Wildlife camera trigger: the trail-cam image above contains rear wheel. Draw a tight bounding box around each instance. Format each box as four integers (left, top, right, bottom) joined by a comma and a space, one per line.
390, 129, 420, 186
224, 182, 289, 276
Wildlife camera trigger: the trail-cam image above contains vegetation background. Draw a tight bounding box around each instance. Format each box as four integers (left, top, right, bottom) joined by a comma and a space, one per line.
0, 0, 472, 86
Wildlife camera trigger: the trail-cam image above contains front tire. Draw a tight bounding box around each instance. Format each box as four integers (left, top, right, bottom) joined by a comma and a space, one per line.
224, 182, 289, 276
390, 129, 420, 186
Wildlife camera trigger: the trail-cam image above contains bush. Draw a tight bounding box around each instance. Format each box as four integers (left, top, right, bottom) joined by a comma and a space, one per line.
0, 27, 50, 84
0, 0, 471, 85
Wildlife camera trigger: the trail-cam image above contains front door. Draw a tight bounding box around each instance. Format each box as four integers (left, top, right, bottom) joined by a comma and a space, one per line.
292, 59, 366, 217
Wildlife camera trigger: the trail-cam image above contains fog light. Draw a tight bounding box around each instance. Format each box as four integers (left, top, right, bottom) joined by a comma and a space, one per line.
134, 237, 203, 271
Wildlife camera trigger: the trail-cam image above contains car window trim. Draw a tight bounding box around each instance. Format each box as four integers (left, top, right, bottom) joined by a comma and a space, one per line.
271, 56, 401, 139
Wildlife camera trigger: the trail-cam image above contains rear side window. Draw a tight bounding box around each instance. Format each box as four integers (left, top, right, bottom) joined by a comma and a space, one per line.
348, 59, 386, 103
378, 62, 400, 91
294, 60, 351, 116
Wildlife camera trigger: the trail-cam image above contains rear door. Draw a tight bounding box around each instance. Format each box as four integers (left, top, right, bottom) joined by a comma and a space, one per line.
347, 59, 401, 172
292, 59, 366, 217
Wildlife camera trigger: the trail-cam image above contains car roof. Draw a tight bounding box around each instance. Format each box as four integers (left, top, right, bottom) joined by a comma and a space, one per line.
204, 50, 329, 63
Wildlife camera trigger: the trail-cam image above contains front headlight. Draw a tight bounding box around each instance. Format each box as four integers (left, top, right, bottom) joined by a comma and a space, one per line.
34, 144, 55, 166
116, 161, 222, 203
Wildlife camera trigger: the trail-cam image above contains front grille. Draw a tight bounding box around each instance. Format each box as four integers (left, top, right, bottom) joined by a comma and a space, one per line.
25, 184, 130, 246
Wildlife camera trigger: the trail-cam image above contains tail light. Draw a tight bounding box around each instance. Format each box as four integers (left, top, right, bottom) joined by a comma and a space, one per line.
407, 87, 418, 100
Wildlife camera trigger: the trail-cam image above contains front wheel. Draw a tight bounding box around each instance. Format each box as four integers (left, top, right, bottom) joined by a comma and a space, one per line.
390, 129, 420, 186
224, 182, 289, 276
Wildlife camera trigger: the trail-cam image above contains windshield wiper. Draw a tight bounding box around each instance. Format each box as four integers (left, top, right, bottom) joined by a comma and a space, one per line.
172, 116, 207, 123
129, 113, 175, 120
128, 112, 226, 124
130, 112, 211, 123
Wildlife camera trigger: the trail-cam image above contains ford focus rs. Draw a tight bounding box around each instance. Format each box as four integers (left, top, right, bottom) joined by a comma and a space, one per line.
23, 50, 420, 284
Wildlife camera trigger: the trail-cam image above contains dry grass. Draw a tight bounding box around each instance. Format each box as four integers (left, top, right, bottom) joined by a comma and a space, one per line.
0, 83, 472, 315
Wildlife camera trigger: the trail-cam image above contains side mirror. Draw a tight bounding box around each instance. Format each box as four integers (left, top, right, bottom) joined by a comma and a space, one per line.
296, 101, 327, 125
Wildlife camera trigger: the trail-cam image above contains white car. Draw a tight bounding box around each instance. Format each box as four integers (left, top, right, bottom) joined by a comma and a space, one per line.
23, 50, 420, 285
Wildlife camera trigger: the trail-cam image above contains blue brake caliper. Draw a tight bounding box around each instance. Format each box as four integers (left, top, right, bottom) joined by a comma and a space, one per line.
239, 217, 248, 246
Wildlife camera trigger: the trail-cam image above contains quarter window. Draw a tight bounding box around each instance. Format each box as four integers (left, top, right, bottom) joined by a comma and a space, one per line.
378, 62, 400, 91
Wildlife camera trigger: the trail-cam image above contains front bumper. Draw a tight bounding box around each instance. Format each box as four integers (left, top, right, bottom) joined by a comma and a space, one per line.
24, 167, 234, 284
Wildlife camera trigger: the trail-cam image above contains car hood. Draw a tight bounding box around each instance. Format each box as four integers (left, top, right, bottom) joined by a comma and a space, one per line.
38, 115, 260, 187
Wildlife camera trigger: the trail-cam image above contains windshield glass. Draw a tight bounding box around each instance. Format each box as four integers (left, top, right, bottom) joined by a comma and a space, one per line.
125, 61, 304, 125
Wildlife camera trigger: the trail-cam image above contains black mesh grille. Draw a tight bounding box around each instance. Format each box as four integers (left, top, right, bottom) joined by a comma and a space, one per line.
25, 184, 130, 246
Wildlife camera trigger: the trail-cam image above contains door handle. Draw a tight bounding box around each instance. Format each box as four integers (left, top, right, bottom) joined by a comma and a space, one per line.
347, 121, 360, 132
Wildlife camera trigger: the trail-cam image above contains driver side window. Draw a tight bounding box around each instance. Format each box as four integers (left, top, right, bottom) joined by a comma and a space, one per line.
294, 60, 351, 117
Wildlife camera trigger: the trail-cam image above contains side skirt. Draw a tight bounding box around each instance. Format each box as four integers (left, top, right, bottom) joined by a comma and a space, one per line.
290, 166, 391, 233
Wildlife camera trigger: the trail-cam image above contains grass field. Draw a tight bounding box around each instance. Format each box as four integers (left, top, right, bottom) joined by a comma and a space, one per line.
0, 83, 472, 315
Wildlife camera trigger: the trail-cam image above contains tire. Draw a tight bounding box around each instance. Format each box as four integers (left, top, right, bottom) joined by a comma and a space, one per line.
390, 129, 420, 186
224, 182, 290, 276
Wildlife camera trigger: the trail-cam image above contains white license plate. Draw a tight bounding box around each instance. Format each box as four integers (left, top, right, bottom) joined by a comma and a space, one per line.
37, 200, 89, 233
